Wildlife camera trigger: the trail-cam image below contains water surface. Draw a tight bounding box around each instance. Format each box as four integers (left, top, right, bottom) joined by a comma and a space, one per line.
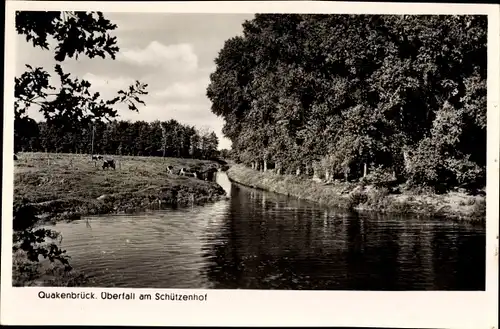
47, 173, 485, 290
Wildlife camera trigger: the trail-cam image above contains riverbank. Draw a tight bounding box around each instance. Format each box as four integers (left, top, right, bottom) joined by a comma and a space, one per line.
227, 164, 486, 222
14, 152, 227, 222
13, 152, 227, 286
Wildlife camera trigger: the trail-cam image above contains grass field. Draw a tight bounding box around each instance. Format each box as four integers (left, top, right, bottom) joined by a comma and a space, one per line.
14, 152, 227, 223
227, 164, 486, 222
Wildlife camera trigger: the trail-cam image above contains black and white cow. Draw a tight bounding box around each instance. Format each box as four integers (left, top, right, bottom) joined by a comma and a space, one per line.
102, 159, 116, 170
179, 167, 197, 178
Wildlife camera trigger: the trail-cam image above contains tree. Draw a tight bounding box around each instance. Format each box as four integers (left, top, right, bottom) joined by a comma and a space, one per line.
15, 12, 148, 154
13, 11, 149, 276
207, 14, 486, 191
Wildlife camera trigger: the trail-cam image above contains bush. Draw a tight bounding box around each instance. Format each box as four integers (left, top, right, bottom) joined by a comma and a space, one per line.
361, 165, 395, 186
12, 250, 40, 286
387, 200, 412, 214
347, 189, 368, 209
366, 187, 390, 206
471, 197, 486, 219
405, 137, 485, 193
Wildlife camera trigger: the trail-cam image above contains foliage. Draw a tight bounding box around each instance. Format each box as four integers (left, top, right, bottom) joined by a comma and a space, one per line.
361, 165, 395, 186
16, 119, 219, 159
207, 14, 486, 192
13, 10, 151, 283
13, 200, 71, 269
14, 11, 149, 153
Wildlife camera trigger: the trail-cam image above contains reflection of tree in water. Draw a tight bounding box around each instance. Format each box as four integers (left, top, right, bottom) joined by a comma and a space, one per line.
430, 228, 485, 290
200, 183, 486, 290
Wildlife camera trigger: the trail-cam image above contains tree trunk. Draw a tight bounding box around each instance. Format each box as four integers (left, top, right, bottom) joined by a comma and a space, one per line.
403, 150, 411, 172
264, 159, 268, 172
325, 170, 330, 182
312, 168, 321, 182
296, 167, 301, 176
363, 162, 367, 177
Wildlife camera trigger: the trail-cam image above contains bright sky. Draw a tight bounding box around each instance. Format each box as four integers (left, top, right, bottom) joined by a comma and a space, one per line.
15, 12, 255, 150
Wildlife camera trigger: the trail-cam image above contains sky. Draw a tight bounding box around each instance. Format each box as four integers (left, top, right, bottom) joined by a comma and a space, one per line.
15, 12, 255, 150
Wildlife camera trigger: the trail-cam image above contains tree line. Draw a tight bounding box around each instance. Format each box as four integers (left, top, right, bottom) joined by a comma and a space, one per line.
15, 118, 220, 159
14, 11, 221, 161
207, 14, 486, 192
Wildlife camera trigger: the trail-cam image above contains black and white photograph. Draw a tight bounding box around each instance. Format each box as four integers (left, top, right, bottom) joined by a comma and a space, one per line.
1, 1, 499, 327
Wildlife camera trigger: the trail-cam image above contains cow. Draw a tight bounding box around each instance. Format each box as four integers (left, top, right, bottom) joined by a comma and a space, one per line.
166, 165, 174, 174
102, 159, 116, 170
179, 167, 191, 176
179, 167, 197, 178
92, 155, 103, 161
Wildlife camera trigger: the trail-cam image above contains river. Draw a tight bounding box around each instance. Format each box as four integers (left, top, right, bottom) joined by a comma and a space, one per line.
46, 172, 485, 290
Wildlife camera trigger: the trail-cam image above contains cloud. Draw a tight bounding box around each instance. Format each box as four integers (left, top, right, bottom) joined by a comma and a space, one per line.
118, 41, 198, 74
155, 76, 210, 100
82, 73, 135, 91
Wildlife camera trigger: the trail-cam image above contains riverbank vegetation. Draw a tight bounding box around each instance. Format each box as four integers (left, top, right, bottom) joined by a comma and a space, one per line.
208, 15, 486, 198
227, 165, 485, 222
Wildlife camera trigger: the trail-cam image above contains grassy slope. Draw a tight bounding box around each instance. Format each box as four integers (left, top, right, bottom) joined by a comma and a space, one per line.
227, 164, 486, 222
14, 152, 227, 222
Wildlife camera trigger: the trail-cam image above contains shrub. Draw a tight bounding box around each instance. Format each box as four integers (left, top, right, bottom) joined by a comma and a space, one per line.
366, 187, 390, 207
471, 197, 486, 219
361, 165, 395, 187
347, 189, 368, 209
387, 200, 412, 214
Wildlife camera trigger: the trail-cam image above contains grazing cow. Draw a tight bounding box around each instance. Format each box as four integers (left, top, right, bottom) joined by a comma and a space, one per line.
92, 155, 103, 161
102, 159, 116, 170
166, 165, 174, 174
179, 167, 198, 178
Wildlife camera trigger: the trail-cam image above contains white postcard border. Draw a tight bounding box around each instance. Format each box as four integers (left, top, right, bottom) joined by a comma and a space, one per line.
2, 1, 499, 328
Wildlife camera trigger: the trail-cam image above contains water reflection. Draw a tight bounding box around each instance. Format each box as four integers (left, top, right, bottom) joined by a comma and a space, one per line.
46, 173, 485, 290
200, 176, 485, 290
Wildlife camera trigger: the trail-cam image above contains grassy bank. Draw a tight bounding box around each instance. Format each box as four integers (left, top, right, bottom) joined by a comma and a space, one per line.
227, 164, 486, 222
14, 152, 227, 221
13, 152, 227, 286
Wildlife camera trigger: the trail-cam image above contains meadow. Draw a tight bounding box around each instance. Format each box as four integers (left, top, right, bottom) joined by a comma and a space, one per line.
14, 152, 227, 223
